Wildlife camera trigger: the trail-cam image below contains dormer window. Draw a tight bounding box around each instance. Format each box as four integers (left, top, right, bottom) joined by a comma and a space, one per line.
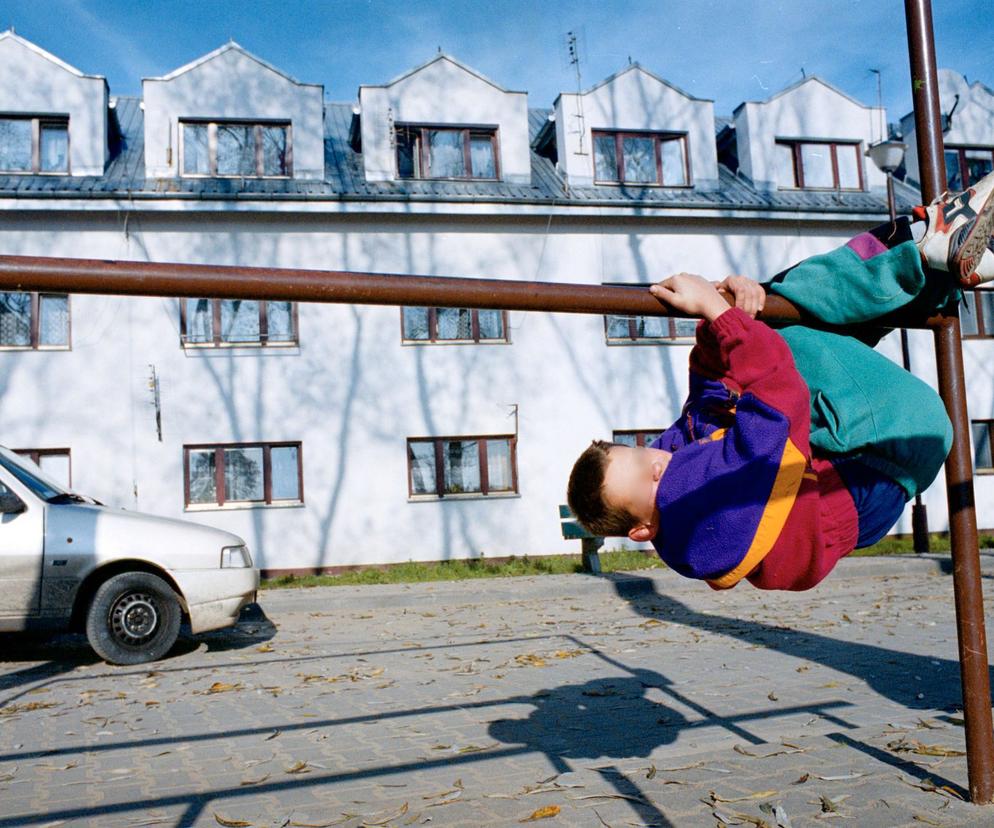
592, 130, 689, 186
0, 116, 69, 174
395, 125, 498, 180
776, 140, 863, 190
945, 146, 994, 191
180, 120, 291, 177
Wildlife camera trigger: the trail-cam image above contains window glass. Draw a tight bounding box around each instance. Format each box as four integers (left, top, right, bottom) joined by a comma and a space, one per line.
188, 449, 217, 504
224, 446, 264, 501
221, 300, 261, 342
660, 138, 686, 185
605, 315, 631, 339
477, 310, 504, 340
183, 124, 210, 175
642, 431, 663, 447
835, 144, 861, 189
622, 136, 657, 184
977, 291, 994, 334
270, 446, 300, 500
0, 292, 31, 346
965, 149, 994, 187
469, 135, 496, 178
613, 433, 637, 447
402, 307, 430, 340
396, 129, 419, 179
185, 298, 213, 343
39, 123, 68, 173
266, 301, 294, 342
800, 143, 834, 188
635, 316, 667, 338
0, 119, 32, 171
216, 124, 255, 175
436, 307, 472, 340
486, 439, 513, 491
973, 423, 993, 471
38, 295, 68, 346
944, 150, 963, 192
38, 453, 71, 488
775, 143, 797, 188
443, 439, 480, 494
427, 129, 466, 177
673, 318, 699, 338
960, 291, 980, 336
408, 441, 437, 495
594, 134, 618, 181
261, 125, 289, 175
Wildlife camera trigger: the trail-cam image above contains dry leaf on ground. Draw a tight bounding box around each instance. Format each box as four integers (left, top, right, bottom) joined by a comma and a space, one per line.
519, 804, 560, 822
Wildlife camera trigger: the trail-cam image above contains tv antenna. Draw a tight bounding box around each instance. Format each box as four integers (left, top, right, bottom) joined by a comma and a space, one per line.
566, 30, 588, 155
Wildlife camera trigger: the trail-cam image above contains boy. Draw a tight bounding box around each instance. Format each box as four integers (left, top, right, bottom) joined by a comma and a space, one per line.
568, 172, 994, 591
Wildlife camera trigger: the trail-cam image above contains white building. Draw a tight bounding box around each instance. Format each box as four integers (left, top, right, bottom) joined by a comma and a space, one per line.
1, 34, 991, 575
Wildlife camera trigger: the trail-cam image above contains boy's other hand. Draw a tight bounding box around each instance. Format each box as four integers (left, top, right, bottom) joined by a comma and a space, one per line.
713, 274, 766, 318
650, 272, 729, 322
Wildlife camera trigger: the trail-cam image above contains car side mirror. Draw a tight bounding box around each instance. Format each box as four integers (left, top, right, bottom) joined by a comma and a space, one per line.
0, 490, 26, 515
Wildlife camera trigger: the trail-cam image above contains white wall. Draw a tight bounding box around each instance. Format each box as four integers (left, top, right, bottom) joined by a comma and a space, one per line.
735, 77, 887, 192
142, 45, 325, 179
359, 56, 531, 185
0, 209, 970, 572
0, 33, 107, 176
554, 66, 719, 190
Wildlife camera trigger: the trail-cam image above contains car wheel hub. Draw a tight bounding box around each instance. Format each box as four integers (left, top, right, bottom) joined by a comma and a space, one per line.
111, 593, 159, 643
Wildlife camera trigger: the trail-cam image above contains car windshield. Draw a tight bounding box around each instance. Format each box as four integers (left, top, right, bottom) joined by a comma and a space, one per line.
0, 446, 67, 501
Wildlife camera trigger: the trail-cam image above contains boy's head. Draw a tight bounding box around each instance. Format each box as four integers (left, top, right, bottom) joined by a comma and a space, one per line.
567, 440, 671, 543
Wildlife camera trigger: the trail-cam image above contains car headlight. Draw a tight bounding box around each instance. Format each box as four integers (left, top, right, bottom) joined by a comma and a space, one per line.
221, 545, 253, 568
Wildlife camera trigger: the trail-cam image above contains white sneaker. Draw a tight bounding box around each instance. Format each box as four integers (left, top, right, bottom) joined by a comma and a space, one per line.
918, 169, 994, 286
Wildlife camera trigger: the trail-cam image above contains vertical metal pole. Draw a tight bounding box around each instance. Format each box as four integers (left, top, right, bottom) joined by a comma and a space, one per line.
906, 0, 994, 803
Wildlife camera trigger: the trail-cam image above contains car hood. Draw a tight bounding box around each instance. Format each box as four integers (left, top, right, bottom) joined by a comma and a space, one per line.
45, 503, 248, 570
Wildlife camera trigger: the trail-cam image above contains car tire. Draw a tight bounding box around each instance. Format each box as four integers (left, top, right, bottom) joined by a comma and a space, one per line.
85, 572, 182, 665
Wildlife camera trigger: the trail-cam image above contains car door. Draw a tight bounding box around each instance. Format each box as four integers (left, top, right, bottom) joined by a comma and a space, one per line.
0, 475, 45, 621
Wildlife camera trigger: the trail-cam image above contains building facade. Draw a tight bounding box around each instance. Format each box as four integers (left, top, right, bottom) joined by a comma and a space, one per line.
2, 32, 993, 574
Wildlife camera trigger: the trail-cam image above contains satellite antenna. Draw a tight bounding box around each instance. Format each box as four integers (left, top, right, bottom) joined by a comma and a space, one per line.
566, 30, 588, 155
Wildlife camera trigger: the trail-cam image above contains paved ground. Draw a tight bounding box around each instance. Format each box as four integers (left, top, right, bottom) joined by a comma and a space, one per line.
2, 554, 994, 827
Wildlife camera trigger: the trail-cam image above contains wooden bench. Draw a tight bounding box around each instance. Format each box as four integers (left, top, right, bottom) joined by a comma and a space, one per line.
559, 504, 604, 575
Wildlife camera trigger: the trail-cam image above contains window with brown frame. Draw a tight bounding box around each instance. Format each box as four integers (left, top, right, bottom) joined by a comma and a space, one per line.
775, 140, 864, 190
395, 125, 499, 180
961, 290, 994, 339
603, 285, 697, 343
592, 130, 689, 186
972, 421, 994, 473
180, 120, 291, 177
13, 448, 71, 488
400, 307, 508, 343
180, 298, 298, 347
0, 292, 70, 349
945, 146, 994, 192
0, 116, 69, 174
612, 429, 664, 448
407, 435, 517, 498
184, 442, 303, 508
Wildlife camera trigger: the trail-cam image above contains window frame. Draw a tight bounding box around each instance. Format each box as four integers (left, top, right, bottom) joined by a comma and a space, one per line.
591, 129, 691, 187
178, 119, 293, 179
406, 434, 519, 500
13, 448, 72, 487
961, 289, 994, 340
0, 292, 71, 351
179, 298, 299, 348
183, 441, 304, 510
945, 145, 994, 190
612, 429, 664, 448
602, 284, 697, 344
775, 139, 865, 191
394, 123, 501, 181
0, 114, 70, 175
971, 420, 994, 474
399, 307, 510, 345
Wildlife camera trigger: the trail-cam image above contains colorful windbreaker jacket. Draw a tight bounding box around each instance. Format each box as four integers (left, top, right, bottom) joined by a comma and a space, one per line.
650, 308, 858, 591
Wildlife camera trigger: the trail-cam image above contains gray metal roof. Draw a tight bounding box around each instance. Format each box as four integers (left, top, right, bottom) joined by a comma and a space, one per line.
0, 97, 918, 215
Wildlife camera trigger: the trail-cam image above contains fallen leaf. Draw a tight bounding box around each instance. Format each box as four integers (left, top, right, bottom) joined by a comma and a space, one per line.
814, 773, 865, 781
214, 814, 252, 827
240, 774, 270, 786
285, 761, 311, 774
0, 702, 58, 716
515, 654, 547, 668
360, 802, 408, 826
793, 774, 809, 785
711, 790, 778, 803
912, 816, 942, 826
203, 682, 243, 695
646, 765, 656, 780
519, 805, 560, 822
256, 643, 274, 653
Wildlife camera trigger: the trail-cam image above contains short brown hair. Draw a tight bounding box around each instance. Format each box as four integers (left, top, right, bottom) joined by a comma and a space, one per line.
567, 440, 639, 537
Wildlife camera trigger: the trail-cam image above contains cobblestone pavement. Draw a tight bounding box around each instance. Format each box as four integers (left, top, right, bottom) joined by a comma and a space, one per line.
2, 555, 994, 827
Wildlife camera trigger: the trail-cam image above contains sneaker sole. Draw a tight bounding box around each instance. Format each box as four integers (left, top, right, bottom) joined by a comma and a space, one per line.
954, 188, 994, 287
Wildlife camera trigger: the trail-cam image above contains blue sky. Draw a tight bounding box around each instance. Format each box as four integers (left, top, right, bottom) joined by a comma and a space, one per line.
5, 1, 993, 122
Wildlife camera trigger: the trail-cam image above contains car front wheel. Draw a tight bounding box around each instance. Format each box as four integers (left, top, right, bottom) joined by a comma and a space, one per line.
85, 572, 182, 665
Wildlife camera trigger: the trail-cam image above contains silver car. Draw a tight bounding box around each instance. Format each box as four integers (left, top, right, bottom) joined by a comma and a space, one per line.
0, 446, 259, 665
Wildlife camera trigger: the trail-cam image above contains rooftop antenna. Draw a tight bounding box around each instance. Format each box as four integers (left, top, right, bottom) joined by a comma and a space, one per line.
870, 68, 885, 142
566, 30, 588, 155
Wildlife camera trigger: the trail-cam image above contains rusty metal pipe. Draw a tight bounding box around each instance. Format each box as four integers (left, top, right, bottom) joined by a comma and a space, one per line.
906, 0, 994, 804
